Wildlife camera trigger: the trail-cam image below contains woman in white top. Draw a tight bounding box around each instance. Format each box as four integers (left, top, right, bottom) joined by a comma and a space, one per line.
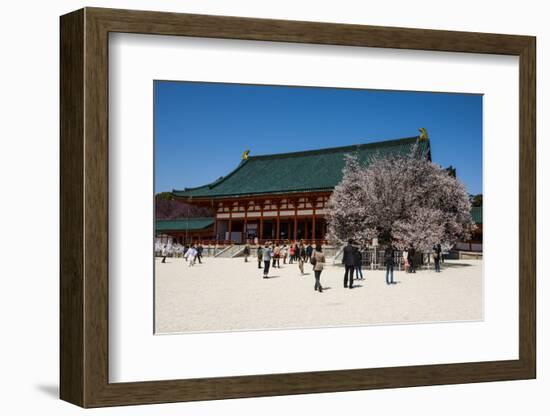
185, 246, 197, 266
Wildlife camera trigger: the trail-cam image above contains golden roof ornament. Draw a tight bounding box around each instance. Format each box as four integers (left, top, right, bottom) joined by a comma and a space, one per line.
418, 128, 429, 141
242, 150, 250, 160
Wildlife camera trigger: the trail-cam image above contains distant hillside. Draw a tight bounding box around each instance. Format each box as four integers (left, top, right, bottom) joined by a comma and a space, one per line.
155, 193, 213, 219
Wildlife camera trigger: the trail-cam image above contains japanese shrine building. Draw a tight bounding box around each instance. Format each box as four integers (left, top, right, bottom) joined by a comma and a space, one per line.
155, 218, 215, 243
171, 136, 431, 244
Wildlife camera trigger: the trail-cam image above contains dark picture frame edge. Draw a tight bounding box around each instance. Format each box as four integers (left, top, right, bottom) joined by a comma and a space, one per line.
60, 7, 536, 408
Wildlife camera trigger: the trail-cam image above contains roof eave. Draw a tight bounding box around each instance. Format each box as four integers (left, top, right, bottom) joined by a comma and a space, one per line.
173, 187, 335, 200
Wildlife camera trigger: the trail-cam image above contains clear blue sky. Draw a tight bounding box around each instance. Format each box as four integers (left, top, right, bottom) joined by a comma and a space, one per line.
154, 81, 482, 195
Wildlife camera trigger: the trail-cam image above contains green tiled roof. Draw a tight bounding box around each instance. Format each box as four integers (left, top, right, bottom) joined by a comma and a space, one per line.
173, 136, 430, 199
156, 217, 214, 232
471, 206, 482, 224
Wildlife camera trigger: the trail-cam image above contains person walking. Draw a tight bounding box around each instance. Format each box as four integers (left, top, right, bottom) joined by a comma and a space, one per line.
185, 245, 197, 266
342, 239, 356, 289
282, 244, 288, 264
300, 241, 307, 263
306, 243, 313, 263
289, 244, 295, 264
196, 243, 203, 264
297, 244, 305, 275
272, 244, 281, 268
433, 246, 441, 272
435, 243, 443, 264
355, 248, 364, 280
385, 246, 396, 284
243, 244, 250, 263
161, 245, 167, 263
407, 247, 416, 274
262, 243, 273, 278
311, 245, 326, 292
257, 245, 263, 269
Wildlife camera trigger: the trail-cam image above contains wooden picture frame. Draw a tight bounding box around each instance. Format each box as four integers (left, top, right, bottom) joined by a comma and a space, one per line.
60, 7, 536, 408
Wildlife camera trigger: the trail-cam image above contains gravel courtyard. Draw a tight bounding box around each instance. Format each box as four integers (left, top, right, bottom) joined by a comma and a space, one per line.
154, 256, 483, 334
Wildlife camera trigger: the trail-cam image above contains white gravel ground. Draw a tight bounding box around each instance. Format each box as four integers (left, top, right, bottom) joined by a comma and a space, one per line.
154, 257, 483, 334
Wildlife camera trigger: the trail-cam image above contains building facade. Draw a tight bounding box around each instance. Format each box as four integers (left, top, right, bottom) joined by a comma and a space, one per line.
169, 136, 431, 245
455, 206, 483, 253
155, 218, 215, 244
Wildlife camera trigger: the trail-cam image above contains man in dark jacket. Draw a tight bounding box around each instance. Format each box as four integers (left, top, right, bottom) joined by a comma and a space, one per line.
196, 243, 203, 264
305, 244, 313, 263
433, 244, 441, 272
385, 246, 396, 285
342, 239, 357, 289
407, 247, 416, 273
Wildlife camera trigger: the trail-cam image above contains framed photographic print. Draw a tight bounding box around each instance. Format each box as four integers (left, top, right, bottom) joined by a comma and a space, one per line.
60, 7, 536, 408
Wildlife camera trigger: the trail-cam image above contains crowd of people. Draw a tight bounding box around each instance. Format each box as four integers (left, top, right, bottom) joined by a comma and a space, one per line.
254, 241, 327, 292
156, 242, 205, 266
157, 238, 446, 292
252, 242, 314, 270
251, 239, 446, 292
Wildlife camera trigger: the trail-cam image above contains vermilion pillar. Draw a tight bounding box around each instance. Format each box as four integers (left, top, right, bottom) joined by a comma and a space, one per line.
259, 216, 264, 241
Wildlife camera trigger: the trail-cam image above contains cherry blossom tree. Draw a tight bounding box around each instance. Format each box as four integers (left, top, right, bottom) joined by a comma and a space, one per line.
155, 195, 212, 220
327, 143, 474, 251
326, 154, 376, 245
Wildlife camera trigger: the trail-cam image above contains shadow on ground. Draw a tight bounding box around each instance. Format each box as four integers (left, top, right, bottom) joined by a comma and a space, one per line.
35, 384, 58, 399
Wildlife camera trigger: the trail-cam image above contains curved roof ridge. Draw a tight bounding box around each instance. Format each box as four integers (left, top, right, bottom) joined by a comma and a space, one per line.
173, 183, 210, 193
251, 136, 419, 160
173, 159, 250, 194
